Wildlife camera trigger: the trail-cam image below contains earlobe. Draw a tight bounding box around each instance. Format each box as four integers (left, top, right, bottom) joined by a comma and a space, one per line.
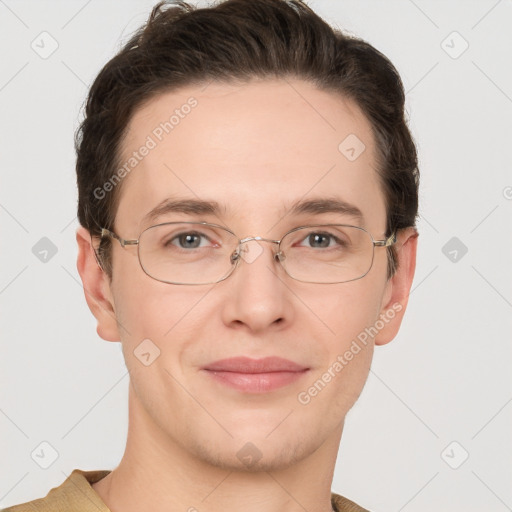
76, 226, 121, 342
373, 227, 419, 346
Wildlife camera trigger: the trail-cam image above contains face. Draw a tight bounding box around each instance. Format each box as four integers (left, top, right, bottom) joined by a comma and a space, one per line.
82, 78, 411, 472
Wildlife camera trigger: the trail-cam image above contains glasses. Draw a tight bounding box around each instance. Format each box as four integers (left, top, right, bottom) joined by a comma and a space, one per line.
99, 221, 396, 285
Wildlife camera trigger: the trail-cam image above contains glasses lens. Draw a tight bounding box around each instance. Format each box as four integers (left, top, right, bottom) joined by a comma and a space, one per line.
138, 223, 238, 284
280, 225, 374, 283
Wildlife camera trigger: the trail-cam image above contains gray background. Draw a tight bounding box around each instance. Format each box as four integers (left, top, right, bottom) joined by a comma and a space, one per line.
1, 0, 511, 511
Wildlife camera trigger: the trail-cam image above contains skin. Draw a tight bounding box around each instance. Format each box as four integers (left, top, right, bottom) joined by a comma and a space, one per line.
76, 78, 418, 512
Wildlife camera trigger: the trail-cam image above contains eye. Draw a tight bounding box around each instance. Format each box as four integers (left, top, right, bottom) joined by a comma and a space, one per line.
297, 231, 347, 249
166, 231, 214, 250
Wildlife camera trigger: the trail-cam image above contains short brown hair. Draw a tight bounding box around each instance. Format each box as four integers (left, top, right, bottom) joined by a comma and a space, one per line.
76, 0, 419, 280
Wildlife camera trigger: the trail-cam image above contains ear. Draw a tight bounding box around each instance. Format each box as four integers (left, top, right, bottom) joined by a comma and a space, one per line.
373, 226, 419, 346
76, 226, 121, 342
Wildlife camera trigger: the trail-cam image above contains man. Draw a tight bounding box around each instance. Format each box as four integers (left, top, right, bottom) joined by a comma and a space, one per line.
2, 0, 418, 511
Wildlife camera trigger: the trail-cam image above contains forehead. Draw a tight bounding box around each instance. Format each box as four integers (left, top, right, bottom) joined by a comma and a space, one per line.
115, 78, 386, 235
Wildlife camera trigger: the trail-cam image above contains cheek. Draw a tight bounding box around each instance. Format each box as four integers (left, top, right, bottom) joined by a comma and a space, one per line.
110, 257, 185, 347
300, 283, 382, 401
110, 262, 219, 383
110, 245, 177, 324
307, 279, 384, 347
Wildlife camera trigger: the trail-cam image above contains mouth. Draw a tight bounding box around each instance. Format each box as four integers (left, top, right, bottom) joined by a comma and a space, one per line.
201, 356, 310, 393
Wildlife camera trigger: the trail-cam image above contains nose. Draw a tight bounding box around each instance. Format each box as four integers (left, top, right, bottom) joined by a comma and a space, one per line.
221, 237, 292, 333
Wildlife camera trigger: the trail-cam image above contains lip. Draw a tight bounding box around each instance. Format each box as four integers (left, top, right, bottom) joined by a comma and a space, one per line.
203, 356, 308, 373
202, 357, 310, 393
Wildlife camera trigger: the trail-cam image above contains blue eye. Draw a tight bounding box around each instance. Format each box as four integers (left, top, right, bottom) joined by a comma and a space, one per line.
297, 231, 348, 249
166, 231, 212, 249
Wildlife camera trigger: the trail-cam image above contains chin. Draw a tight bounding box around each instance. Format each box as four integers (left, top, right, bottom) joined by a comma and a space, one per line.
186, 426, 318, 473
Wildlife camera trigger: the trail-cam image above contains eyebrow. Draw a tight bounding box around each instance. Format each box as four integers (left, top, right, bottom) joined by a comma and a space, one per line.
141, 198, 226, 226
287, 197, 364, 222
141, 196, 364, 226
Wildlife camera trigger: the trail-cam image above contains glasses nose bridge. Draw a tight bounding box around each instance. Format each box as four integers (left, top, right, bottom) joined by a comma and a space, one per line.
235, 235, 284, 266
239, 235, 280, 246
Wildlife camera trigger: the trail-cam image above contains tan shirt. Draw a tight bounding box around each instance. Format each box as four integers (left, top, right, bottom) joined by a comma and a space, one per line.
0, 469, 369, 512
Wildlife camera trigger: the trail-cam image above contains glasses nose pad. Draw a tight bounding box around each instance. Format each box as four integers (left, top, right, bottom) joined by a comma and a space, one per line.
230, 244, 284, 266
230, 247, 241, 265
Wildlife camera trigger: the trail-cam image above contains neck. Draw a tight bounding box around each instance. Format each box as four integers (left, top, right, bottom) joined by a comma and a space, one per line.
93, 381, 342, 512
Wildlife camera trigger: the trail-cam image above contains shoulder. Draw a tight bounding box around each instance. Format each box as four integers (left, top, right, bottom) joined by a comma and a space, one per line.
2, 475, 366, 512
331, 491, 371, 512
0, 469, 111, 512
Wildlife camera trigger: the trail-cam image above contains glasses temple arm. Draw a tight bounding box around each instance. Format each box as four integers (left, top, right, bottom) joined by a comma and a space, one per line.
374, 231, 397, 247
